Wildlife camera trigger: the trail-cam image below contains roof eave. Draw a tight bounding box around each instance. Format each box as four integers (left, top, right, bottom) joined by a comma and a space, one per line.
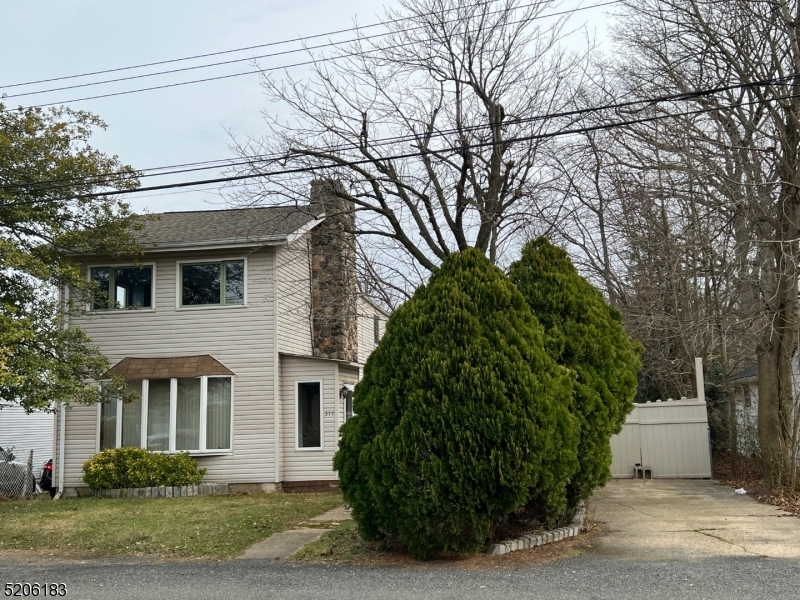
139, 235, 290, 253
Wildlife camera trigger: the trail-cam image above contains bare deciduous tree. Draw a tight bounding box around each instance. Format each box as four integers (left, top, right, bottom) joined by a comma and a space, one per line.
545, 0, 800, 489
230, 0, 590, 301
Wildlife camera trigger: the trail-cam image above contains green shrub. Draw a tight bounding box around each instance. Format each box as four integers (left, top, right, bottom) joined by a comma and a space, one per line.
82, 447, 206, 490
509, 238, 641, 508
334, 249, 578, 558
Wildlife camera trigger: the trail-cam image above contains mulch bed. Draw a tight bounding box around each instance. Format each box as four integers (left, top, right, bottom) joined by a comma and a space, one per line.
713, 452, 800, 518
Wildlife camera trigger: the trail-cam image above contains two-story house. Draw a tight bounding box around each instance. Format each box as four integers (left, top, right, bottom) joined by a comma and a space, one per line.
52, 180, 388, 497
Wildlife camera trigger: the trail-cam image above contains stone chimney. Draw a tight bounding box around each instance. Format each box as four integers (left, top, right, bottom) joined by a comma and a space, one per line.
309, 179, 358, 362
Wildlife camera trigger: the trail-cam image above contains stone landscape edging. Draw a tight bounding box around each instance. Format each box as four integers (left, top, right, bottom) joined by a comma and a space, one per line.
486, 502, 586, 555
90, 483, 229, 498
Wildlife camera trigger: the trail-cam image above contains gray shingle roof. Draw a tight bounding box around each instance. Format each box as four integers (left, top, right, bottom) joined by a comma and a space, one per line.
135, 205, 321, 250
730, 364, 757, 384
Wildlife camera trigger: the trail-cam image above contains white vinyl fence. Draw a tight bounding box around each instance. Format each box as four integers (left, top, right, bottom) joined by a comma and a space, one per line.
0, 405, 54, 478
610, 399, 712, 478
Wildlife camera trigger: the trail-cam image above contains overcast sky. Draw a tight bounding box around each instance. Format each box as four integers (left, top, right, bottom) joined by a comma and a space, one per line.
1, 0, 614, 214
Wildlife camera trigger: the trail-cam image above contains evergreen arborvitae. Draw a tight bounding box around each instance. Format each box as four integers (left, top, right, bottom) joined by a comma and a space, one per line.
509, 238, 641, 508
334, 249, 578, 558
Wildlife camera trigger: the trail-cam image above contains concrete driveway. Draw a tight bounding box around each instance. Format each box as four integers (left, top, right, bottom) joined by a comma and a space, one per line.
588, 478, 800, 560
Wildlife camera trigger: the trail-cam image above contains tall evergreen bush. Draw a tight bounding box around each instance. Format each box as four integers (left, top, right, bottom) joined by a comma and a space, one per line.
509, 238, 640, 507
334, 249, 578, 558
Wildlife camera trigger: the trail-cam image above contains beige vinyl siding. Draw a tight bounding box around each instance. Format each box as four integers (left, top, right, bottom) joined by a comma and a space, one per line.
337, 365, 359, 428
276, 235, 313, 356
357, 297, 386, 362
64, 247, 278, 488
280, 355, 338, 481
60, 404, 97, 488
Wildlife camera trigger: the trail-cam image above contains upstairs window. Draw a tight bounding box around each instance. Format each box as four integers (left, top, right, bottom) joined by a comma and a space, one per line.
91, 266, 153, 310
180, 260, 244, 306
373, 315, 381, 344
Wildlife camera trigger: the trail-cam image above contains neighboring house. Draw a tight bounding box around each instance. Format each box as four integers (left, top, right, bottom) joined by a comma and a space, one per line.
54, 180, 389, 497
0, 404, 54, 478
729, 358, 800, 459
729, 365, 760, 457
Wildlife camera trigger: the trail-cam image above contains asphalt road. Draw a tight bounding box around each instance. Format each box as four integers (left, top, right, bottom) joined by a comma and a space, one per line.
2, 556, 799, 600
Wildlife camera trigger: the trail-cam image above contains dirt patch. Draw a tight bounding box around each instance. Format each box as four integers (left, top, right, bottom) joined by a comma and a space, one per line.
292, 520, 602, 568
713, 452, 800, 519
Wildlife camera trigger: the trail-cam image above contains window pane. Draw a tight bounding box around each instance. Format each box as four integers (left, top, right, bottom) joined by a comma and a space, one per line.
225, 261, 244, 305
147, 379, 171, 451
121, 380, 142, 447
297, 382, 321, 448
176, 378, 201, 451
114, 267, 152, 309
92, 268, 110, 310
99, 395, 117, 450
182, 263, 221, 305
206, 378, 232, 450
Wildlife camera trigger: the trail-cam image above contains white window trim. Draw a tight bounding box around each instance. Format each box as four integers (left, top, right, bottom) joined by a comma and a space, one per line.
295, 379, 324, 452
175, 257, 248, 310
86, 262, 157, 313
96, 375, 235, 455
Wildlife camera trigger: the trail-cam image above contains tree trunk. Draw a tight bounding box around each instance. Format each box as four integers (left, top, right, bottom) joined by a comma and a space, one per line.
757, 232, 798, 490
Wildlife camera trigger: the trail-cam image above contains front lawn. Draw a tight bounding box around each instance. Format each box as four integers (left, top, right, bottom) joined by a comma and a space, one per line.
292, 520, 600, 567
0, 493, 343, 560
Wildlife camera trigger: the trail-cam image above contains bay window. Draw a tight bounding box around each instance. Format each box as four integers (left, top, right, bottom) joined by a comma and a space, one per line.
100, 376, 233, 453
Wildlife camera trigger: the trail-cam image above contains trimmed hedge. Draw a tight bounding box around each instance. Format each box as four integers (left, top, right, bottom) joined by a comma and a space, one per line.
82, 447, 206, 490
333, 249, 578, 558
509, 238, 641, 508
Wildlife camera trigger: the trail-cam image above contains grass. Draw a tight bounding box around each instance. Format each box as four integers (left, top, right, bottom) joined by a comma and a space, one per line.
292, 520, 600, 568
0, 492, 343, 560
293, 522, 389, 564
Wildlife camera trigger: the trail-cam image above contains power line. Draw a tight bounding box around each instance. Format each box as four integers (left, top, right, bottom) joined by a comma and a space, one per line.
1, 1, 620, 111
3, 71, 796, 194
1, 0, 595, 99
0, 0, 502, 90
0, 30, 394, 100
56, 87, 800, 201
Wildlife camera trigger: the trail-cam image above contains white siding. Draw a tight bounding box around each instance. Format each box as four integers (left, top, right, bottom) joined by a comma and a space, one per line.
64, 247, 278, 489
338, 365, 360, 429
280, 356, 338, 482
357, 297, 387, 362
276, 234, 313, 356
610, 400, 712, 478
0, 406, 54, 476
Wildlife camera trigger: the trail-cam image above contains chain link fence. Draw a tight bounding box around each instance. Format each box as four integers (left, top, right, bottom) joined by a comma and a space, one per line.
0, 447, 36, 499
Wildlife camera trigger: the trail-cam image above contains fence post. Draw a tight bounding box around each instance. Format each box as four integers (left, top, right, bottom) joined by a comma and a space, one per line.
21, 450, 34, 499
695, 357, 705, 402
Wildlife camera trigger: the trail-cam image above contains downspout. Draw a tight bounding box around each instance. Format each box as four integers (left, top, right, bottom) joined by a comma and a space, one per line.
56, 403, 65, 499
55, 285, 69, 499
273, 250, 282, 488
